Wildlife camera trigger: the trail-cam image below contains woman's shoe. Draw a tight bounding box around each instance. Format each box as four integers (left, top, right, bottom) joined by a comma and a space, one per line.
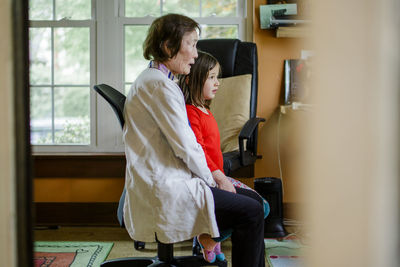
197, 236, 216, 263
213, 242, 225, 261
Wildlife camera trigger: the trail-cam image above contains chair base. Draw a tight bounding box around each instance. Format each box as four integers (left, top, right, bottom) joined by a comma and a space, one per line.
101, 255, 227, 267
101, 257, 155, 267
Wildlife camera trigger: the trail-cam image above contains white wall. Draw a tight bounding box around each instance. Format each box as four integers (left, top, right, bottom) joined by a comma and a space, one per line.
302, 0, 400, 266
0, 0, 17, 266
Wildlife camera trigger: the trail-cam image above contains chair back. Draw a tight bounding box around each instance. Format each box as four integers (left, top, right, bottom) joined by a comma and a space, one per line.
93, 84, 126, 129
197, 39, 258, 119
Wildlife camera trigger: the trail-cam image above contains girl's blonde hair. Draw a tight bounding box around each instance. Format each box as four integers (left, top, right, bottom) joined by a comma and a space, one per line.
179, 51, 220, 108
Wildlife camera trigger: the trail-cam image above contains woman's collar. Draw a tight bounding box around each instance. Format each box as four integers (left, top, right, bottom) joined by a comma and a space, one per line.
149, 61, 175, 81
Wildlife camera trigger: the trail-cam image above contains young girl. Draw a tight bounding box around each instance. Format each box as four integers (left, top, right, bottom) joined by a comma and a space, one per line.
179, 51, 269, 263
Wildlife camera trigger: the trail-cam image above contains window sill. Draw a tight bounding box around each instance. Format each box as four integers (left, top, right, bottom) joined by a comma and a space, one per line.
32, 152, 124, 157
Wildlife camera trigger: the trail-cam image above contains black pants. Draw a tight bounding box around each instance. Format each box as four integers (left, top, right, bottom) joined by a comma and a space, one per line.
210, 187, 265, 267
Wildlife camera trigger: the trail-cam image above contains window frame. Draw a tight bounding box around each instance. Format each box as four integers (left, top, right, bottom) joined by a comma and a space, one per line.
31, 0, 252, 154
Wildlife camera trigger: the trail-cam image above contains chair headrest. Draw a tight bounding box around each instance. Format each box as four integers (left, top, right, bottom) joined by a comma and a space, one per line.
197, 39, 239, 78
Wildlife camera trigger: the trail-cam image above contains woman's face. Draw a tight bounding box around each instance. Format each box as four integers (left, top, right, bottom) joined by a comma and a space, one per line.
164, 30, 199, 75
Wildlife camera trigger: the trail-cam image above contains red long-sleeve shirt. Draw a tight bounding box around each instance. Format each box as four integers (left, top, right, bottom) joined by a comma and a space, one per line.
186, 104, 224, 173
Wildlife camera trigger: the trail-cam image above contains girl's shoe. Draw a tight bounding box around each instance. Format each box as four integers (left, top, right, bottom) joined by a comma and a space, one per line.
213, 242, 225, 261
197, 236, 216, 263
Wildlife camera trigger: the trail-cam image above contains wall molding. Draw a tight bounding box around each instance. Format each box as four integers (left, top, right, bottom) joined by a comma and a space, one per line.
34, 202, 300, 226
35, 202, 120, 226
33, 154, 255, 178
33, 154, 125, 178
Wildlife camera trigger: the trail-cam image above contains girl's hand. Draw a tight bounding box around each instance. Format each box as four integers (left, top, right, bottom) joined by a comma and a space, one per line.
212, 170, 236, 193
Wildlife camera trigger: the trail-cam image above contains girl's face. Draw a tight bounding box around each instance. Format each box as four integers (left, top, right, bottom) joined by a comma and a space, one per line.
202, 64, 220, 100
164, 30, 199, 75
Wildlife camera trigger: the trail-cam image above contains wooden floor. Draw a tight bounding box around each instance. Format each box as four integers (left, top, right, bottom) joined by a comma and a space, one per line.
34, 224, 304, 266
34, 226, 234, 266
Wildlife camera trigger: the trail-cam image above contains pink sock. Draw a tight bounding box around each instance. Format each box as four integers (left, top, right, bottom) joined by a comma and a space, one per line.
213, 242, 222, 255
213, 242, 225, 261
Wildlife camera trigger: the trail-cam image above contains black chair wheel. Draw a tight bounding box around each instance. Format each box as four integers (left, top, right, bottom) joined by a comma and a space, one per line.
134, 240, 145, 250
192, 244, 201, 256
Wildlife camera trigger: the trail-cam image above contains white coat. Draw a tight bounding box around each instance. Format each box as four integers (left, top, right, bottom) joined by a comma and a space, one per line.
122, 67, 220, 243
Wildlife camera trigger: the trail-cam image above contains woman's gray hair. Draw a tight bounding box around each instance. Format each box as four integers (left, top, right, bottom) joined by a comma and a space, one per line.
143, 13, 200, 62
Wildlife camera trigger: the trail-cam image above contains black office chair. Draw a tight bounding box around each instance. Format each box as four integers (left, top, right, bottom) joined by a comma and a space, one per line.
94, 39, 264, 265
93, 84, 227, 267
93, 84, 145, 250
94, 84, 126, 128
197, 39, 265, 178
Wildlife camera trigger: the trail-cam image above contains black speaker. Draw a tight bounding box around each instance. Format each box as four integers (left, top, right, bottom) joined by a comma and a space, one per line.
254, 177, 288, 238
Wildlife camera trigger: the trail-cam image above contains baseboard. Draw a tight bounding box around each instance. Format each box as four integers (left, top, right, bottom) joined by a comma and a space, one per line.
283, 202, 302, 221
34, 202, 120, 226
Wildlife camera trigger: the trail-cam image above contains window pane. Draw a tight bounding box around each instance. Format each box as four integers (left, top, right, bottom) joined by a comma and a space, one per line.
125, 26, 149, 85
202, 0, 237, 17
30, 87, 52, 144
125, 84, 132, 95
53, 87, 90, 144
125, 0, 160, 17
201, 25, 238, 39
56, 0, 91, 20
163, 0, 199, 17
29, 0, 53, 20
29, 28, 51, 85
54, 28, 90, 85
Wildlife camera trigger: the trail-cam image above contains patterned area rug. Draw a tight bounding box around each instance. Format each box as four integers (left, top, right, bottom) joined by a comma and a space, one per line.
264, 236, 306, 267
34, 241, 113, 267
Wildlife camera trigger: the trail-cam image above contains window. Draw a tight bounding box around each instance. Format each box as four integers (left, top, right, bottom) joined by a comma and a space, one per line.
29, 0, 250, 153
29, 0, 94, 146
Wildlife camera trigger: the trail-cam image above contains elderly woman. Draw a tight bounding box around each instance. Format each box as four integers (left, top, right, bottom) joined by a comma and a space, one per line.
123, 13, 265, 267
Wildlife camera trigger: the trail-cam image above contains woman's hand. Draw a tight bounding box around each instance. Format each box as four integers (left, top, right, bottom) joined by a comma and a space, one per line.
212, 170, 236, 193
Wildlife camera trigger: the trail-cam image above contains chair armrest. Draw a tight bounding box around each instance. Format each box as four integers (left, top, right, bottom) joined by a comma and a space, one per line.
239, 117, 265, 139
238, 117, 265, 166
